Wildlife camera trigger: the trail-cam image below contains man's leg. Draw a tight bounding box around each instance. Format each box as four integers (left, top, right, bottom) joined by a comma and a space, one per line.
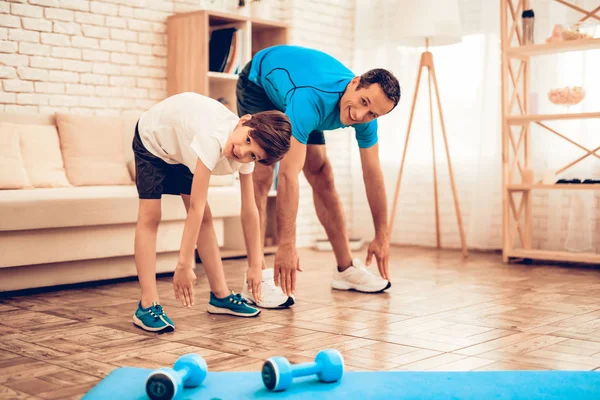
245, 162, 294, 308
303, 137, 390, 293
236, 59, 293, 307
302, 144, 353, 270
252, 162, 275, 269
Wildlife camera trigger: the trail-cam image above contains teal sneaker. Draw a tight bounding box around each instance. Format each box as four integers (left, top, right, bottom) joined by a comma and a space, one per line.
207, 292, 261, 317
133, 301, 175, 332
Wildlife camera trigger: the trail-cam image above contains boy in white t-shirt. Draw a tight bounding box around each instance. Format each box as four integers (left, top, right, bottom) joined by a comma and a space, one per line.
131, 92, 291, 332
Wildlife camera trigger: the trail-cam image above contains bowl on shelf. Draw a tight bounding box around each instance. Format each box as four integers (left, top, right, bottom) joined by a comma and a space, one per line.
548, 86, 585, 107
559, 22, 598, 41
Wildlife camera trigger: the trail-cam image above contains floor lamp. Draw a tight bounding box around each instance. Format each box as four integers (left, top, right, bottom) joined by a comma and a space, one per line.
388, 0, 468, 258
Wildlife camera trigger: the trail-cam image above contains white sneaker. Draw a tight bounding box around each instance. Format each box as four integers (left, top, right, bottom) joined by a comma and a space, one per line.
242, 268, 295, 309
331, 258, 391, 293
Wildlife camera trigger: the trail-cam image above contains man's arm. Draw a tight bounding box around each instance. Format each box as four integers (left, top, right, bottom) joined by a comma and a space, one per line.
359, 143, 390, 280
275, 136, 307, 296
239, 171, 262, 303
174, 158, 211, 307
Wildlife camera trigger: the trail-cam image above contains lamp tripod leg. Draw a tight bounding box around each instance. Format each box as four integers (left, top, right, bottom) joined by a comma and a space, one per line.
427, 64, 441, 248
389, 55, 426, 237
429, 56, 468, 258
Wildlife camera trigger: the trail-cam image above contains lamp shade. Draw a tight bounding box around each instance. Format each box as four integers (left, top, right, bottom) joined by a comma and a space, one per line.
393, 0, 462, 47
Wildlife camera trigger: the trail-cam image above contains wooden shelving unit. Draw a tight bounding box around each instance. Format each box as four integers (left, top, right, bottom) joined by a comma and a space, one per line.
167, 10, 288, 258
500, 0, 600, 265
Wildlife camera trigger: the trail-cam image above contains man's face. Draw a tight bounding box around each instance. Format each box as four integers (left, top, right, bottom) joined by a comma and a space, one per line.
339, 77, 395, 126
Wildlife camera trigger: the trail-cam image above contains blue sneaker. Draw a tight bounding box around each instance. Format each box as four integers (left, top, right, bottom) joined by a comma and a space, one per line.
207, 292, 261, 317
133, 301, 175, 332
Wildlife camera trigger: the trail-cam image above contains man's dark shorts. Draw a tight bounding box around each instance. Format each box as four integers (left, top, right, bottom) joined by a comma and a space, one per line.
132, 122, 193, 199
236, 60, 325, 145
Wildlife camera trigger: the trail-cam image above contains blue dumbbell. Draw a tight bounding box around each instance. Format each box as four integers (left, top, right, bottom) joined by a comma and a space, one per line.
145, 354, 207, 400
261, 349, 344, 391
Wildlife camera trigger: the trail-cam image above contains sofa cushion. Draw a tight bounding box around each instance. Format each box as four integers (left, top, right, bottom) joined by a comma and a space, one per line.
0, 121, 71, 188
0, 185, 241, 231
0, 129, 31, 190
56, 113, 133, 186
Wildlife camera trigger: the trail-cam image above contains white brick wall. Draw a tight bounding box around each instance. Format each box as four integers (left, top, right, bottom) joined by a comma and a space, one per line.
0, 0, 354, 249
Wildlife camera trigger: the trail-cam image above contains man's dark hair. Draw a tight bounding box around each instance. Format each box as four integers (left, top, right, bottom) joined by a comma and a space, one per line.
243, 110, 292, 165
357, 68, 401, 110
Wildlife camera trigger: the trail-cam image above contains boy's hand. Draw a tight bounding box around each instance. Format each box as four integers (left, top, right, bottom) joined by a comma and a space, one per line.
173, 263, 197, 307
246, 266, 262, 303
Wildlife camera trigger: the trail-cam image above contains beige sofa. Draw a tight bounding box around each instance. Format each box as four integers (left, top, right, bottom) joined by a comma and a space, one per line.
0, 111, 241, 292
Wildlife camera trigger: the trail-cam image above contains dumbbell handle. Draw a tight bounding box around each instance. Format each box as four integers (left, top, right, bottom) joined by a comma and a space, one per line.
170, 365, 190, 381
291, 361, 320, 378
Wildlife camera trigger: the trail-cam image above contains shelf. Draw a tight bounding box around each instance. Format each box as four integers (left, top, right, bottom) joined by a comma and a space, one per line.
251, 18, 288, 30
500, 0, 600, 267
507, 38, 600, 58
508, 184, 600, 191
208, 72, 239, 82
507, 112, 600, 124
507, 249, 600, 264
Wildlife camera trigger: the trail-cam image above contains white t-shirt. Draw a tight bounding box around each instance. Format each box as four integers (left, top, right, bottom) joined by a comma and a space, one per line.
137, 92, 254, 176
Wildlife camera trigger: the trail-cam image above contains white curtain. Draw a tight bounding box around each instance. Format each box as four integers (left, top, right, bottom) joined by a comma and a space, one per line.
350, 0, 599, 253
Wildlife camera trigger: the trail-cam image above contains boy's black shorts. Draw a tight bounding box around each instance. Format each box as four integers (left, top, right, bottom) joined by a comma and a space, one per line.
132, 121, 193, 199
236, 60, 325, 146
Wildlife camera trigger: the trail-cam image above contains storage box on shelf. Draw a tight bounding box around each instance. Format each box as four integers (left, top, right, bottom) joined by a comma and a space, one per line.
500, 0, 600, 265
167, 10, 289, 258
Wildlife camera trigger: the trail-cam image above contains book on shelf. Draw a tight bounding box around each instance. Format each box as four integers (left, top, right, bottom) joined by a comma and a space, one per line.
209, 27, 243, 74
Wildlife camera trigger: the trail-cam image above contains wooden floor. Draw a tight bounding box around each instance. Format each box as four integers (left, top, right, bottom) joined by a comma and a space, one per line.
2, 246, 600, 399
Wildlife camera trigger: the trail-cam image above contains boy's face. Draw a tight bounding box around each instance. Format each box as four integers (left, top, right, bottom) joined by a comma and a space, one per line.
339, 77, 395, 126
225, 115, 267, 164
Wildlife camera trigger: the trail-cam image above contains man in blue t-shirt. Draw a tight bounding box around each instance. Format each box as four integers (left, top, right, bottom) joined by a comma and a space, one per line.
236, 45, 401, 308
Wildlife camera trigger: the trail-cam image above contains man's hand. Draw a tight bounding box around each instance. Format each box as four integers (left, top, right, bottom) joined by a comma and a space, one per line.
246, 266, 262, 303
273, 244, 299, 297
173, 263, 197, 307
366, 234, 390, 281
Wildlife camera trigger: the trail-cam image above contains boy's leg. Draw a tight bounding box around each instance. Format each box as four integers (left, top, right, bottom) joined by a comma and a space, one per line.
133, 198, 176, 332
180, 196, 229, 298
131, 121, 176, 332
180, 195, 260, 317
135, 199, 162, 307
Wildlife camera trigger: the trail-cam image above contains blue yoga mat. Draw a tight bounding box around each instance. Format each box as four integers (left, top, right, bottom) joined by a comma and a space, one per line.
82, 366, 600, 399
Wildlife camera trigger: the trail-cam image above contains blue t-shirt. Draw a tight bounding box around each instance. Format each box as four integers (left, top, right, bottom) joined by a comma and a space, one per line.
247, 45, 378, 148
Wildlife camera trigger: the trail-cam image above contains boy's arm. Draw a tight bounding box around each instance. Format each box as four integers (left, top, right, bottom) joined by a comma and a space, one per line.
239, 172, 262, 303
173, 158, 212, 307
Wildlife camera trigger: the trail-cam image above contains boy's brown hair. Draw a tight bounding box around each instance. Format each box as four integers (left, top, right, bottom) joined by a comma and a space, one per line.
243, 110, 292, 165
